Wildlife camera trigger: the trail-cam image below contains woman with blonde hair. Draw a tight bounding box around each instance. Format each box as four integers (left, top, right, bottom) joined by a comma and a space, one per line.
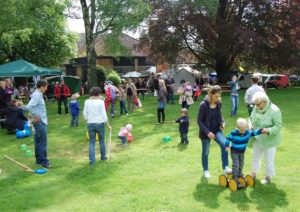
157, 79, 167, 124
197, 85, 231, 178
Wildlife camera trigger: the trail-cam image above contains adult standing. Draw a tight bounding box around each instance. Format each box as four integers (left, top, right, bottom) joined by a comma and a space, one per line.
27, 80, 51, 168
4, 78, 14, 103
165, 74, 175, 104
0, 81, 7, 128
244, 76, 264, 116
197, 85, 231, 178
83, 87, 111, 164
54, 80, 71, 115
228, 75, 240, 117
250, 91, 282, 184
126, 78, 137, 112
178, 80, 193, 110
157, 79, 167, 124
104, 81, 119, 118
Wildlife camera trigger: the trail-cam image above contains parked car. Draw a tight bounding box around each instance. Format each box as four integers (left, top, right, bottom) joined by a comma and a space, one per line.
265, 74, 289, 89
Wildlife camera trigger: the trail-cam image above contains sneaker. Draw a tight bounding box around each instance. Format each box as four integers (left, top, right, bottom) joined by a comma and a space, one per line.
224, 166, 232, 174
156, 122, 161, 125
42, 162, 52, 168
203, 170, 211, 178
126, 113, 128, 116
261, 177, 271, 185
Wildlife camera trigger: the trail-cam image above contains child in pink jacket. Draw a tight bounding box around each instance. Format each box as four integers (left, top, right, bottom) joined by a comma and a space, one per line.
118, 124, 132, 145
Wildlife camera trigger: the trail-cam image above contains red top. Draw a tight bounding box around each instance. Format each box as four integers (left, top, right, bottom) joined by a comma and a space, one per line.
54, 85, 71, 98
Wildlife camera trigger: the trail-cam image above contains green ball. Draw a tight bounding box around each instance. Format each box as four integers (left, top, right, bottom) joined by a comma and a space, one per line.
21, 144, 27, 151
163, 136, 171, 142
25, 150, 33, 157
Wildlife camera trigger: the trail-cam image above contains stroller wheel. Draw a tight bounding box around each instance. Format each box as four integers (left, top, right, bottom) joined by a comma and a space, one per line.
229, 179, 237, 192
238, 177, 247, 189
245, 175, 255, 187
219, 174, 228, 187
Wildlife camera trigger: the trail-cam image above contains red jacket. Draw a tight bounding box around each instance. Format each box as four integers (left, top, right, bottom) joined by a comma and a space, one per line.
54, 85, 71, 98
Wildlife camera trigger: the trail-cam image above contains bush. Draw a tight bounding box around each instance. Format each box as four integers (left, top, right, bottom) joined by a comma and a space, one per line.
107, 69, 121, 87
96, 65, 107, 91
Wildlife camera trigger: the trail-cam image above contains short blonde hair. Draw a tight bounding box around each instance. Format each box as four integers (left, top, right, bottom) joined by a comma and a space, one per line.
71, 94, 77, 100
236, 118, 248, 129
181, 108, 188, 116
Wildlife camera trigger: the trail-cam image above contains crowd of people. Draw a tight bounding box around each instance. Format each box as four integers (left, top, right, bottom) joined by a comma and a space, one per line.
0, 74, 282, 187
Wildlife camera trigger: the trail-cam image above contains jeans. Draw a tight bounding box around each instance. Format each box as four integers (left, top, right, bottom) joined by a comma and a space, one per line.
33, 121, 48, 164
230, 95, 239, 116
70, 115, 79, 127
118, 135, 127, 144
58, 97, 68, 114
87, 123, 106, 164
201, 131, 229, 171
105, 99, 115, 117
231, 152, 244, 181
120, 100, 128, 115
180, 132, 189, 144
167, 91, 174, 104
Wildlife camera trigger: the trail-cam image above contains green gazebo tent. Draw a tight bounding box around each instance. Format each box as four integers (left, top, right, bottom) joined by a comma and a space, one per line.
0, 59, 62, 77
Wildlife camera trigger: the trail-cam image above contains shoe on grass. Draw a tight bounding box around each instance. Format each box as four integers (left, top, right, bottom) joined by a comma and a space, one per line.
224, 166, 232, 174
261, 177, 271, 185
203, 170, 211, 178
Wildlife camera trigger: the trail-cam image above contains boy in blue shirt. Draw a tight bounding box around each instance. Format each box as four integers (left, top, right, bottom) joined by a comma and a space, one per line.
225, 118, 262, 187
69, 94, 80, 127
175, 108, 189, 144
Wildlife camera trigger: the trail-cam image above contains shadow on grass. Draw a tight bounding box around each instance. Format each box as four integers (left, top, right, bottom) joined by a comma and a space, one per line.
249, 183, 288, 211
193, 176, 225, 209
228, 189, 252, 211
177, 143, 187, 151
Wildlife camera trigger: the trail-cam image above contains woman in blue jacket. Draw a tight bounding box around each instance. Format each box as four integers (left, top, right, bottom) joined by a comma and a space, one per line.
197, 85, 231, 178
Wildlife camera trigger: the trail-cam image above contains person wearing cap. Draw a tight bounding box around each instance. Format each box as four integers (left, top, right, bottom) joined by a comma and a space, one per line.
244, 76, 265, 116
104, 81, 119, 117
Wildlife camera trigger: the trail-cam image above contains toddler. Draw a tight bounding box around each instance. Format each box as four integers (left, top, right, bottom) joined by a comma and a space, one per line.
118, 124, 132, 146
225, 118, 262, 188
175, 108, 189, 144
69, 94, 80, 127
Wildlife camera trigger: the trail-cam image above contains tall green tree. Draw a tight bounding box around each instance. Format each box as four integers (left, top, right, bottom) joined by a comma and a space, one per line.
79, 0, 150, 88
142, 0, 300, 83
0, 0, 78, 67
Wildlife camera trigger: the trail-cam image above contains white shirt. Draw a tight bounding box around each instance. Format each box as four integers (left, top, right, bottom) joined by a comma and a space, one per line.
244, 84, 265, 104
83, 98, 108, 123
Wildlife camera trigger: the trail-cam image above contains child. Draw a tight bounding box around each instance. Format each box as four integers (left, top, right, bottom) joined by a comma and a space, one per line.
225, 118, 262, 188
119, 85, 128, 115
175, 108, 189, 144
118, 124, 132, 146
69, 94, 80, 127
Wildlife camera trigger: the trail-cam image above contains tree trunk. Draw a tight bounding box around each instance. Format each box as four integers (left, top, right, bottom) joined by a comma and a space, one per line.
215, 0, 230, 84
81, 0, 97, 89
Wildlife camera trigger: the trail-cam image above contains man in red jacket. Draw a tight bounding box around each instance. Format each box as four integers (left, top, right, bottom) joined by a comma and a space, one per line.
54, 80, 71, 115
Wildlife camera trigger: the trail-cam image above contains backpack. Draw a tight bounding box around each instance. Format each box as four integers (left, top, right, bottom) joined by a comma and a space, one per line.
110, 85, 116, 100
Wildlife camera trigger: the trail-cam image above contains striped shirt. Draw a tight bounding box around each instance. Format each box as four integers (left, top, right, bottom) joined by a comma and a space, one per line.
225, 129, 262, 153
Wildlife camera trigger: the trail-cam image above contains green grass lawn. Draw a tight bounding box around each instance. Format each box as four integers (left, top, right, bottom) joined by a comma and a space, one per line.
0, 88, 299, 211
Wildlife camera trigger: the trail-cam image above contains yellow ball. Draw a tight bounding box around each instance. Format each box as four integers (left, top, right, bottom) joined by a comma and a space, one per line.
86, 131, 99, 141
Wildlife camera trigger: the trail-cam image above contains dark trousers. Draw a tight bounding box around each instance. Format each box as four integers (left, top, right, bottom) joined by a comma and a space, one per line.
120, 100, 128, 115
181, 101, 189, 110
231, 152, 245, 181
70, 115, 79, 127
58, 97, 68, 114
167, 91, 174, 104
33, 121, 48, 164
157, 108, 165, 123
247, 104, 254, 116
180, 132, 189, 144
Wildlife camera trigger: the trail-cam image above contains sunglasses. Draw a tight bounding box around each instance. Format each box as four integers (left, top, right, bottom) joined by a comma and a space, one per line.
255, 101, 264, 107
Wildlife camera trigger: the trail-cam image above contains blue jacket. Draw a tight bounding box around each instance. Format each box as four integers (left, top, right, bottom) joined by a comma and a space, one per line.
175, 116, 189, 133
197, 98, 225, 139
229, 80, 239, 96
69, 100, 80, 116
225, 129, 262, 152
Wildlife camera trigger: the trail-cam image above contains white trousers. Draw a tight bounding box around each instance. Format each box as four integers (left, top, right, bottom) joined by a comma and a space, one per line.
252, 141, 277, 178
